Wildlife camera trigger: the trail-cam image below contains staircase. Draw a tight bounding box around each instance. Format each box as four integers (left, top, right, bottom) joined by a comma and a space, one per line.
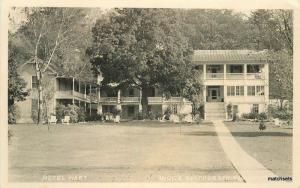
205, 102, 226, 120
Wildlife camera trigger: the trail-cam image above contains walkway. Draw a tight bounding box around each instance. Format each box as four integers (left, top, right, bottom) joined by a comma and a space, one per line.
213, 120, 275, 182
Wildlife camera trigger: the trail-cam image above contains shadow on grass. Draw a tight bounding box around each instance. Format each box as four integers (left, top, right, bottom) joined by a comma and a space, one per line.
183, 131, 292, 137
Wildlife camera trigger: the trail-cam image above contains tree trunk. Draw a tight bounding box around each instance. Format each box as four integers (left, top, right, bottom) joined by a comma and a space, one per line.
37, 73, 43, 125
141, 87, 149, 118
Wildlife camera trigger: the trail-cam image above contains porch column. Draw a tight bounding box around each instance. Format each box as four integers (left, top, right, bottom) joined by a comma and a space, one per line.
89, 103, 92, 116
72, 78, 75, 104
97, 86, 102, 115
90, 85, 92, 99
78, 80, 81, 93
138, 89, 142, 113
203, 86, 206, 120
244, 64, 247, 79
203, 64, 206, 80
264, 63, 269, 104
117, 89, 122, 111
224, 64, 227, 80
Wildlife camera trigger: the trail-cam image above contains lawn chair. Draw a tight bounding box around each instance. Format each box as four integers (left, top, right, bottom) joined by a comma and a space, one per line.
62, 116, 70, 124
114, 115, 120, 123
48, 115, 57, 124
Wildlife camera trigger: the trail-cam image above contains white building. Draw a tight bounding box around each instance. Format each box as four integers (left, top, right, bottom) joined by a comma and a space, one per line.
15, 50, 269, 123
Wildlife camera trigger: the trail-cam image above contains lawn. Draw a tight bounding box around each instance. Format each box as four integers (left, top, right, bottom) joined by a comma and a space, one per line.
8, 121, 243, 182
224, 121, 293, 177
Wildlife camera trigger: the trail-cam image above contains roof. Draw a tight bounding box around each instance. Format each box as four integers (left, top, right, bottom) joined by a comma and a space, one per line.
192, 50, 269, 63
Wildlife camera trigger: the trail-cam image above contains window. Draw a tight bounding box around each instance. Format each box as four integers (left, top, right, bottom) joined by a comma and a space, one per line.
128, 89, 134, 97
247, 65, 260, 73
227, 86, 243, 96
247, 86, 255, 96
252, 104, 259, 113
235, 86, 244, 96
256, 86, 265, 96
32, 76, 38, 89
227, 86, 235, 96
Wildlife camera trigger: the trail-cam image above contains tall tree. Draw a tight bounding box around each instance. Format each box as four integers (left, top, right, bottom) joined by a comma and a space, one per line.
12, 8, 95, 124
248, 10, 293, 102
89, 8, 203, 116
8, 32, 29, 123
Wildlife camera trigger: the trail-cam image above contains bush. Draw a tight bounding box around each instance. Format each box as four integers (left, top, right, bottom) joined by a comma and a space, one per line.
241, 112, 259, 120
56, 104, 66, 123
268, 104, 292, 121
77, 107, 86, 122
258, 112, 268, 120
86, 114, 104, 121
147, 111, 155, 120
8, 105, 20, 124
227, 103, 232, 119
164, 106, 173, 120
137, 112, 143, 120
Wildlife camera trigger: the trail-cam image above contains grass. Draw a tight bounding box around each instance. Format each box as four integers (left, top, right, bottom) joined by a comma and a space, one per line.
8, 121, 242, 182
224, 121, 293, 177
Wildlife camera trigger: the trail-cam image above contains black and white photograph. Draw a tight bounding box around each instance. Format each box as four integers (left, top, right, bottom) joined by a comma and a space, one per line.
1, 0, 298, 187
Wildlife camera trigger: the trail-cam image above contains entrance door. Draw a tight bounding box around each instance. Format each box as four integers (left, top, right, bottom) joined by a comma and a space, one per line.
211, 89, 218, 100
208, 87, 221, 102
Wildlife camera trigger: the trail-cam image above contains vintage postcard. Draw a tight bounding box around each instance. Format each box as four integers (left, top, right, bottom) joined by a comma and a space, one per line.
0, 0, 299, 188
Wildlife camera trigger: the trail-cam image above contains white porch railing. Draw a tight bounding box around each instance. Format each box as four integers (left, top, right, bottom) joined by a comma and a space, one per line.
165, 97, 182, 103
246, 73, 263, 79
226, 73, 244, 79
206, 73, 224, 79
121, 97, 140, 103
99, 97, 118, 103
148, 97, 163, 103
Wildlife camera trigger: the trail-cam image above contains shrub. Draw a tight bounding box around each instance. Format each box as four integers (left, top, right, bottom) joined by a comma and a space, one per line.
8, 105, 20, 124
77, 107, 86, 122
258, 112, 268, 120
56, 104, 66, 123
164, 106, 173, 120
268, 104, 292, 121
64, 104, 80, 123
137, 112, 143, 120
31, 109, 38, 124
147, 111, 155, 120
241, 112, 259, 120
227, 103, 232, 119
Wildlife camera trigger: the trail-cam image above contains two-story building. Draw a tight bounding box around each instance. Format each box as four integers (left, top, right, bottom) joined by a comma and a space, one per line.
193, 50, 269, 119
15, 50, 269, 123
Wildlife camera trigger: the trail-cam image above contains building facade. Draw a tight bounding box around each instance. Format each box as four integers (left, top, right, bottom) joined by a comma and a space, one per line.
15, 50, 269, 123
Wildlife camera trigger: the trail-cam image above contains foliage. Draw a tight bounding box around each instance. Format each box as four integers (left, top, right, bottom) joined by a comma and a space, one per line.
241, 112, 259, 120
268, 104, 292, 121
8, 33, 29, 124
8, 105, 20, 124
227, 103, 232, 119
183, 9, 252, 50
88, 8, 201, 116
55, 104, 66, 123
11, 7, 96, 124
55, 104, 86, 123
164, 106, 173, 120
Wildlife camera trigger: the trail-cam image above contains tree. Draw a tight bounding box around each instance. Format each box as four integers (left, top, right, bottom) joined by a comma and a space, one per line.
12, 8, 95, 124
248, 10, 293, 104
182, 9, 252, 50
8, 32, 29, 123
89, 8, 203, 116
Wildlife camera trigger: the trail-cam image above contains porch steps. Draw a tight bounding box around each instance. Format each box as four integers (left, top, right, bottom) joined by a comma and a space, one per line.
205, 102, 226, 120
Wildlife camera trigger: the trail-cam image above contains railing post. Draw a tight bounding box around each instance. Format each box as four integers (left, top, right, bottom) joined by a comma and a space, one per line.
139, 89, 142, 112
244, 64, 247, 79
203, 64, 206, 80
224, 64, 227, 80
